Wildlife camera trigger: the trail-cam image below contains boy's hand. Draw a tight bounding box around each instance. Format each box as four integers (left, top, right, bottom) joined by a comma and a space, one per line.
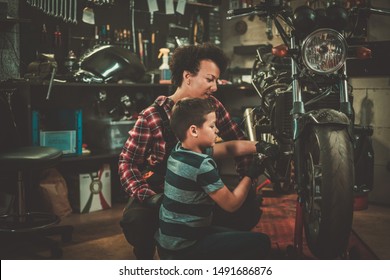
244, 160, 264, 180
256, 141, 279, 158
145, 193, 164, 208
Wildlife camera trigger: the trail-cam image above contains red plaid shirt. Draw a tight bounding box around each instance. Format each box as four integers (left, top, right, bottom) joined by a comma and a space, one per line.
118, 95, 250, 202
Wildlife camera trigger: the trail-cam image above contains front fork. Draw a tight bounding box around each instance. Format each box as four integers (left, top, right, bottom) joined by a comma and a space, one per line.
340, 65, 355, 140
290, 36, 306, 257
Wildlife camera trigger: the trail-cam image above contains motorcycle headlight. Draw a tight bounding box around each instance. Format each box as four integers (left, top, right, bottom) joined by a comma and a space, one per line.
301, 29, 347, 74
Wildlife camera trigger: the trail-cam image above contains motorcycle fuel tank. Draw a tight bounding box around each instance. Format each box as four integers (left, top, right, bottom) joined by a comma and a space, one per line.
74, 45, 146, 83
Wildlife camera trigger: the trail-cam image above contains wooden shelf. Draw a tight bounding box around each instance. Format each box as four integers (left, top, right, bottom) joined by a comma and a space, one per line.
61, 149, 121, 163
0, 17, 31, 32
0, 17, 31, 24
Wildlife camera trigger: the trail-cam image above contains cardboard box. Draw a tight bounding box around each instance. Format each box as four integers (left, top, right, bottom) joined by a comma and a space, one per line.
69, 164, 112, 213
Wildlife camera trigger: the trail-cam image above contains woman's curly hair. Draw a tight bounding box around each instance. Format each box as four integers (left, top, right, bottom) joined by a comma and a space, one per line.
169, 43, 229, 87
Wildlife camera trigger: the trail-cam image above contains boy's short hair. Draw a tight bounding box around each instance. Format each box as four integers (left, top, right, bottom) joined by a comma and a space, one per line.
170, 98, 215, 142
170, 43, 229, 87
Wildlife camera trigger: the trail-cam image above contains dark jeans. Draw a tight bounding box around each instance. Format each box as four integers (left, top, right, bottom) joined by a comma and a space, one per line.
120, 188, 262, 259
157, 226, 271, 260
120, 197, 160, 259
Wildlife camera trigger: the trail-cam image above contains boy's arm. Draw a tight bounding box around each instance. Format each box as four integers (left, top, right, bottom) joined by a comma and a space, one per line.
212, 140, 257, 160
208, 176, 253, 212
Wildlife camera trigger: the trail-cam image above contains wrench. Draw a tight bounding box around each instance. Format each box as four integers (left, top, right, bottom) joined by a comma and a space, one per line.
73, 0, 78, 24
66, 0, 72, 23
55, 0, 60, 18
44, 0, 48, 14
63, 0, 68, 22
49, 0, 54, 16
60, 0, 63, 20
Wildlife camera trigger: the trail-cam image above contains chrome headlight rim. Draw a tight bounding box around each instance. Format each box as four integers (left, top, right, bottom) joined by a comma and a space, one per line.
301, 28, 347, 75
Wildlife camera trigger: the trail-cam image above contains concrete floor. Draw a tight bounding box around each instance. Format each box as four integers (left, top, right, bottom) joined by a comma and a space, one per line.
352, 203, 390, 259
2, 178, 389, 260
52, 198, 390, 260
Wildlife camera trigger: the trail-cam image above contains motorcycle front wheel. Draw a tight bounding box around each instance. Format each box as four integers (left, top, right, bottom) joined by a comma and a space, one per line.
302, 125, 354, 259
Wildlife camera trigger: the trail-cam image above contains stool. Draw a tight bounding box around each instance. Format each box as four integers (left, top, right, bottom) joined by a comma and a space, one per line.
0, 146, 73, 259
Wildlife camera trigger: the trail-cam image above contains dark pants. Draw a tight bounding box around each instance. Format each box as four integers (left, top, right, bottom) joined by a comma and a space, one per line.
157, 226, 271, 260
120, 197, 160, 259
120, 189, 262, 259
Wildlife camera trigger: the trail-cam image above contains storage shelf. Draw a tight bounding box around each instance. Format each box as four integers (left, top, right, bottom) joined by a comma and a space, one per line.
0, 17, 31, 24
29, 81, 171, 88
61, 149, 122, 163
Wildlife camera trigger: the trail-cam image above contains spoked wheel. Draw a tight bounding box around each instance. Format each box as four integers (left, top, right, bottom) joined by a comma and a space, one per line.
303, 125, 354, 259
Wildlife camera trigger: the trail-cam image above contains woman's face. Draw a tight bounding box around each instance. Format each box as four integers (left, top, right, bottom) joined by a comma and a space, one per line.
185, 60, 220, 99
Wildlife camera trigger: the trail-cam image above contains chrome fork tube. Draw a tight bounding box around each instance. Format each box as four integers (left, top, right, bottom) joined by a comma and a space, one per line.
290, 35, 305, 194
291, 37, 302, 105
290, 36, 304, 141
339, 64, 354, 120
340, 64, 349, 103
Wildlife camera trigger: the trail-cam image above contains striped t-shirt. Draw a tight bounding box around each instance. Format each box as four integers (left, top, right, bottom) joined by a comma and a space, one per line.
155, 143, 225, 251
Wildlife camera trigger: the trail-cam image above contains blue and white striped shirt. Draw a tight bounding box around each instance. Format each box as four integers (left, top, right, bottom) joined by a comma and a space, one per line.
155, 143, 224, 251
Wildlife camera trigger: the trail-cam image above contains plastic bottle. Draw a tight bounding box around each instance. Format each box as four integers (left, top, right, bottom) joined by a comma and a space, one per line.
158, 48, 172, 84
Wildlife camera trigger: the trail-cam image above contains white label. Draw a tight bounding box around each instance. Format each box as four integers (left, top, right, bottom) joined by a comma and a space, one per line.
147, 0, 159, 13
166, 0, 175, 14
176, 0, 186, 15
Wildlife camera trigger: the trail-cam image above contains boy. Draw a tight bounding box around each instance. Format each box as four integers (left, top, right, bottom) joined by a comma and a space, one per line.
155, 98, 271, 259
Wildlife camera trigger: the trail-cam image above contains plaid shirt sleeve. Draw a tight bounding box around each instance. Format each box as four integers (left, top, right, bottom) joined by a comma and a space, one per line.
118, 107, 165, 202
210, 96, 252, 176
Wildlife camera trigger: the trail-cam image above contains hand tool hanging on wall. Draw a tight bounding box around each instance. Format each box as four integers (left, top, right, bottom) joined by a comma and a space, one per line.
27, 0, 79, 24
193, 13, 205, 45
130, 0, 136, 53
46, 65, 57, 100
138, 30, 144, 64
68, 0, 73, 23
55, 0, 60, 18
40, 23, 49, 53
73, 0, 78, 24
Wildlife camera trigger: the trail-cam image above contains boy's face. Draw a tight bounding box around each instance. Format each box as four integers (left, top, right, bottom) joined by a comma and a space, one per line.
197, 112, 219, 148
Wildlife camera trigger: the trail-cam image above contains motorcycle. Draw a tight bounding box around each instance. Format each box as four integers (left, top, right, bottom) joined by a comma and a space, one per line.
227, 0, 390, 259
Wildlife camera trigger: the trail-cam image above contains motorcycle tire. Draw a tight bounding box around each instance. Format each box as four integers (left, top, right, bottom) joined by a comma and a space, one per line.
302, 125, 354, 259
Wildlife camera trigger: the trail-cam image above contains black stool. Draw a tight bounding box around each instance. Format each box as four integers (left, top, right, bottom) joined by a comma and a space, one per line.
0, 146, 73, 259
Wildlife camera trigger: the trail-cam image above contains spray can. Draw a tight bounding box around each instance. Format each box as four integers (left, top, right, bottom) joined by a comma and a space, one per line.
158, 48, 172, 84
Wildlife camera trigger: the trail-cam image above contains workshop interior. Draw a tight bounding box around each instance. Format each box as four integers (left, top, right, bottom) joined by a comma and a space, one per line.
1, 0, 390, 260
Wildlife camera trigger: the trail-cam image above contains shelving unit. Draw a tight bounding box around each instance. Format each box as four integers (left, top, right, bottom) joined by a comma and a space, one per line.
1, 77, 255, 204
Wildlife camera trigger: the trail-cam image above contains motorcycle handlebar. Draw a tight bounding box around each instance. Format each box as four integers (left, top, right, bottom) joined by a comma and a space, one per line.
360, 6, 390, 16
227, 3, 390, 19
226, 2, 284, 20
227, 7, 257, 16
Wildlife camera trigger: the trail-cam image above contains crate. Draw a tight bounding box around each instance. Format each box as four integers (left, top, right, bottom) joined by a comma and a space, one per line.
84, 119, 135, 150
32, 109, 82, 155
